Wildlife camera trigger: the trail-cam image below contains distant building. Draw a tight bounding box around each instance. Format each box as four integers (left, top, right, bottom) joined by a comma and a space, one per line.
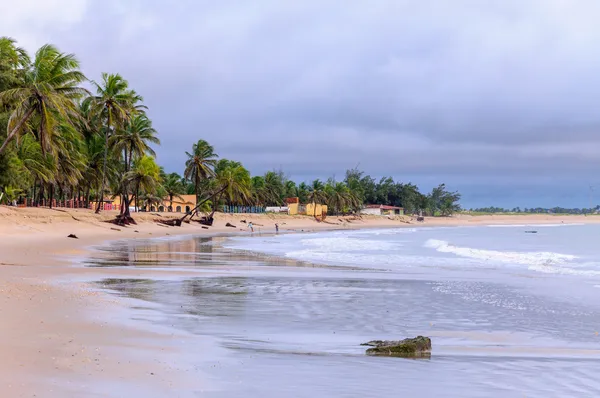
108, 194, 197, 213
285, 197, 327, 217
164, 195, 196, 213
360, 204, 404, 216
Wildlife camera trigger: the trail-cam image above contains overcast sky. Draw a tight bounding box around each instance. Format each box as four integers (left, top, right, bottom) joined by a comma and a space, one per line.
2, 0, 600, 208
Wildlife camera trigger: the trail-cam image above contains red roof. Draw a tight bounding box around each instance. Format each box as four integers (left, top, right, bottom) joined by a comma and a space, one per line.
365, 204, 403, 210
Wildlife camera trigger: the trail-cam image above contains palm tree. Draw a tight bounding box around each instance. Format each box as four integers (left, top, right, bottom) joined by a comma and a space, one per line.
88, 73, 138, 213
212, 160, 251, 203
162, 172, 185, 211
110, 113, 159, 217
140, 191, 164, 212
110, 114, 159, 171
0, 44, 88, 155
0, 37, 29, 91
263, 171, 284, 205
182, 159, 251, 222
124, 155, 161, 212
53, 123, 86, 201
16, 135, 56, 205
307, 179, 327, 218
284, 180, 298, 199
326, 182, 349, 215
184, 139, 217, 204
298, 182, 309, 204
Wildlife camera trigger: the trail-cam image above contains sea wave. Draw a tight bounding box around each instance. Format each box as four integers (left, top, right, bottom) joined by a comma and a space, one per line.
486, 223, 584, 228
299, 237, 397, 251
424, 239, 577, 266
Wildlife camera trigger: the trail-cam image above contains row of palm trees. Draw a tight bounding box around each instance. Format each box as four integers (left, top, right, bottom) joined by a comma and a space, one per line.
0, 38, 162, 217
0, 37, 367, 217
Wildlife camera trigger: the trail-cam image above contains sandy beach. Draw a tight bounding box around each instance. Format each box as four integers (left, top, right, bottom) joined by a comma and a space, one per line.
1, 207, 600, 396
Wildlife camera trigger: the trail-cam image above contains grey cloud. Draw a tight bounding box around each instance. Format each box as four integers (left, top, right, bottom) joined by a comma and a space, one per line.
5, 0, 600, 207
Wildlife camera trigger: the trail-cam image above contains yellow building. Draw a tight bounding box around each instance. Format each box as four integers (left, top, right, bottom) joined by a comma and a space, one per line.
163, 195, 196, 213
288, 202, 328, 217
98, 194, 197, 213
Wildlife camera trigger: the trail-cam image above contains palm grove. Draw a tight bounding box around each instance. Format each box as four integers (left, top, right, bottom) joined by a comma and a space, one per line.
0, 38, 461, 217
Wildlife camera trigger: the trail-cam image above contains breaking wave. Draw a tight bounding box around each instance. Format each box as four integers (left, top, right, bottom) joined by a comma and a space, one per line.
424, 239, 577, 266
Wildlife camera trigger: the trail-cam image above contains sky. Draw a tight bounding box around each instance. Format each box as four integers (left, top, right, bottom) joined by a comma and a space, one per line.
2, 0, 600, 208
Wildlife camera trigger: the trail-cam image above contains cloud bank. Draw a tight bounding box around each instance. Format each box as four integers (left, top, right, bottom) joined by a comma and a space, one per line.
3, 0, 600, 207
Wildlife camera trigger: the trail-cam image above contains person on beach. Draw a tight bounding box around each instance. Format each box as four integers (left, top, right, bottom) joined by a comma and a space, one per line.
275, 223, 279, 233
248, 222, 254, 232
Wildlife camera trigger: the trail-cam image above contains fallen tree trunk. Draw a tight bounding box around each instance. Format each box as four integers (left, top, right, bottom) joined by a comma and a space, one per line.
105, 215, 137, 226
156, 219, 182, 227
178, 186, 227, 225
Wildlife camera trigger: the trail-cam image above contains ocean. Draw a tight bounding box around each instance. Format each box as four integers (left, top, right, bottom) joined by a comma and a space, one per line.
92, 224, 600, 397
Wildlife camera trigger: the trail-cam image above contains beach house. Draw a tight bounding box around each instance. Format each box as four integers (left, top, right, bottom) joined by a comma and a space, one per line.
360, 204, 404, 216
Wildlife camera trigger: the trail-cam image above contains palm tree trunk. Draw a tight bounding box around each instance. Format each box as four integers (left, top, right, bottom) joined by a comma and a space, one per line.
135, 183, 139, 213
0, 108, 35, 155
169, 194, 173, 212
49, 185, 54, 209
38, 184, 44, 207
208, 192, 223, 218
121, 195, 132, 218
96, 122, 111, 214
84, 186, 90, 208
32, 180, 37, 207
195, 176, 200, 207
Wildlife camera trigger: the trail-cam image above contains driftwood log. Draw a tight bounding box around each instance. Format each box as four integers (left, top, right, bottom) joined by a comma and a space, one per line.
156, 219, 182, 227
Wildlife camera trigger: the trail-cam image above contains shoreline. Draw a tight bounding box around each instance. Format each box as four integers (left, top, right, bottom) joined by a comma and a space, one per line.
1, 207, 600, 395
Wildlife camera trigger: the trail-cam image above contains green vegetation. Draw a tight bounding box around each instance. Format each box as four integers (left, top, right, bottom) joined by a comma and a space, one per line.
0, 37, 461, 217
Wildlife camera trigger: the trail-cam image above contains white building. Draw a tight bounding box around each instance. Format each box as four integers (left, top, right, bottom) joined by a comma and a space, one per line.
360, 204, 404, 216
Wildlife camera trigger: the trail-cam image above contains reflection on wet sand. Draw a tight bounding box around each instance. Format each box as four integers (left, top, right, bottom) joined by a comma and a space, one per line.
87, 235, 352, 270
92, 236, 600, 397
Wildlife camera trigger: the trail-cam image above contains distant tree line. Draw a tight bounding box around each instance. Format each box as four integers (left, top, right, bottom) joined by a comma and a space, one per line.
0, 37, 461, 218
468, 206, 600, 215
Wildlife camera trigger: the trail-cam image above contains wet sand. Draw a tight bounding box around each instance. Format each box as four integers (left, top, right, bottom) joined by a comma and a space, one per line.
2, 207, 600, 396
0, 208, 414, 396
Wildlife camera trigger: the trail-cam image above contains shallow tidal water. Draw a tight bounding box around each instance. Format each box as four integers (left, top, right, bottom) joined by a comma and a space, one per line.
90, 225, 600, 397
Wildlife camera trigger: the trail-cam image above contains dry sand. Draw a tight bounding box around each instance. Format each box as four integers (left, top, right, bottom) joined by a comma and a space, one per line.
0, 206, 598, 396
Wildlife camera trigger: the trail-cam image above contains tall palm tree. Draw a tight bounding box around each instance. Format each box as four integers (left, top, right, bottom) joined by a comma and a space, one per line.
110, 113, 159, 217
0, 44, 88, 155
110, 114, 159, 171
162, 172, 185, 211
88, 73, 138, 213
184, 139, 217, 204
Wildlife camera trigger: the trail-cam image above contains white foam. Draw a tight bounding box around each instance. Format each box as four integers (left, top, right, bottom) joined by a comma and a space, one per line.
299, 237, 397, 251
486, 223, 584, 228
424, 239, 577, 266
528, 264, 600, 277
